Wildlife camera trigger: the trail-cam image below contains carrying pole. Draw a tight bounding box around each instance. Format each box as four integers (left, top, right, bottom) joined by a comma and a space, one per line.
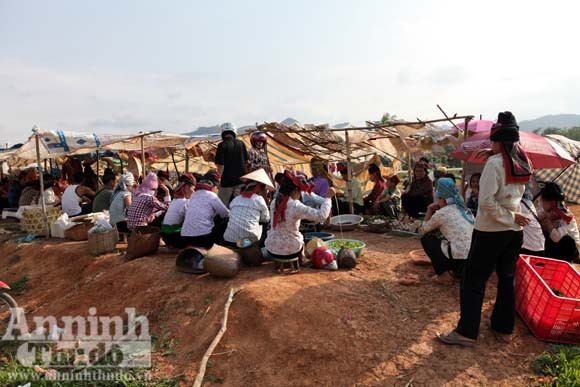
96, 149, 101, 189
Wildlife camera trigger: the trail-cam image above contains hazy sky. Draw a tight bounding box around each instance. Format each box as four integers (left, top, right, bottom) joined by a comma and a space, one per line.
1, 0, 579, 144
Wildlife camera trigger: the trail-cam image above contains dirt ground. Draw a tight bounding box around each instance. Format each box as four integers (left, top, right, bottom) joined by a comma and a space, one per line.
3, 208, 579, 386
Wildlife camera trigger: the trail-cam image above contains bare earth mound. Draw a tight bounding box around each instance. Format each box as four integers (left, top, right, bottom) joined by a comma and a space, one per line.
5, 207, 579, 386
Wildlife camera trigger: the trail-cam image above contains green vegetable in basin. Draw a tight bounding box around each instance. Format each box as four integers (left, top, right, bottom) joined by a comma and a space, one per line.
326, 239, 366, 257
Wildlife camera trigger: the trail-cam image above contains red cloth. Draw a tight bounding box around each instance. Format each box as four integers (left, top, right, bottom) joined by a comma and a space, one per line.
365, 180, 386, 205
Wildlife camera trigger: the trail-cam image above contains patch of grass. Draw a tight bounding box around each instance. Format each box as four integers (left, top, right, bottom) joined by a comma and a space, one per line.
203, 373, 224, 384
8, 275, 28, 296
532, 345, 580, 386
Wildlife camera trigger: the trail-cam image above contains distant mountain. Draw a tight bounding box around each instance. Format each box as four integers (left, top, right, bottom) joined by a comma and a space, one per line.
281, 117, 299, 126
182, 124, 221, 137
519, 114, 580, 132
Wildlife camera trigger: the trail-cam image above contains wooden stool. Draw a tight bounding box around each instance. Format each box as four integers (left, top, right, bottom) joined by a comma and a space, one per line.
274, 258, 300, 275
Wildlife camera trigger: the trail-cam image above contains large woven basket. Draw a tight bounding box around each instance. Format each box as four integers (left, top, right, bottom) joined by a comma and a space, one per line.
88, 227, 118, 256
21, 207, 62, 236
126, 226, 160, 260
65, 221, 93, 241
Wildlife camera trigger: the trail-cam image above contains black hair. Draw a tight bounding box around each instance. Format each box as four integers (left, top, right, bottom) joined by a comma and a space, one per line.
541, 182, 565, 202
102, 173, 116, 186
368, 163, 385, 182
42, 173, 54, 189
274, 172, 284, 185
73, 172, 85, 184
470, 173, 481, 186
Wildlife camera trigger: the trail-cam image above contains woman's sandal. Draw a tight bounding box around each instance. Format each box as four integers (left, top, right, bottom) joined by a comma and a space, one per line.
437, 331, 476, 347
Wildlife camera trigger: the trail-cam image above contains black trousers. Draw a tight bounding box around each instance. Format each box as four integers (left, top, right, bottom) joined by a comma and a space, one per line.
420, 234, 465, 276
545, 235, 579, 263
181, 233, 215, 249
456, 229, 523, 340
402, 195, 429, 218
161, 232, 189, 249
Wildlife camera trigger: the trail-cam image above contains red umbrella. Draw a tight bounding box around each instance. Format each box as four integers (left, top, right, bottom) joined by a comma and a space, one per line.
451, 119, 495, 135
451, 131, 576, 169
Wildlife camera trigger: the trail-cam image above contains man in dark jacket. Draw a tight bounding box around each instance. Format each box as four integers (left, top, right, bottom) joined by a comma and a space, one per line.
215, 122, 248, 207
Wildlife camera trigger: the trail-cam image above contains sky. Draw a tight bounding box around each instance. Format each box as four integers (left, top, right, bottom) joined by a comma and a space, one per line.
1, 0, 580, 144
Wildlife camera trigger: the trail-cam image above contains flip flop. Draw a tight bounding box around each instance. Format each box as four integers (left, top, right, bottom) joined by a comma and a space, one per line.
437, 331, 476, 347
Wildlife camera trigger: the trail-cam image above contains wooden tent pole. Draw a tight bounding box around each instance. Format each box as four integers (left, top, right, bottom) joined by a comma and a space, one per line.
35, 132, 49, 236
461, 116, 473, 197
171, 151, 180, 177
185, 151, 190, 173
96, 149, 101, 189
345, 130, 354, 214
140, 135, 146, 178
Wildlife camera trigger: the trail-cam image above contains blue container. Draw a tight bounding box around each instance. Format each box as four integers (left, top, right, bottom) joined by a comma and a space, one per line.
304, 232, 335, 242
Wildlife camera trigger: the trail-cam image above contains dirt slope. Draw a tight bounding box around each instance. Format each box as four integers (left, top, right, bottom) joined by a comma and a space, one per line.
0, 224, 553, 386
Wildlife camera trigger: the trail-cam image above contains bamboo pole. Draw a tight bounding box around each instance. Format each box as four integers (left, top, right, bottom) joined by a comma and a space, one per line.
35, 132, 49, 236
140, 135, 146, 178
171, 151, 180, 177
345, 130, 354, 214
461, 116, 473, 197
96, 149, 101, 190
258, 115, 474, 134
185, 151, 190, 173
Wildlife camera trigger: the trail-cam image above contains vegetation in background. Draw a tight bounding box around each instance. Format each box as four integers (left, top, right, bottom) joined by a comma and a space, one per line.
534, 126, 580, 141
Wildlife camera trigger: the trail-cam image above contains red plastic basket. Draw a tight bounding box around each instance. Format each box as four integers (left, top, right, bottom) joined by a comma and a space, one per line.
516, 255, 580, 344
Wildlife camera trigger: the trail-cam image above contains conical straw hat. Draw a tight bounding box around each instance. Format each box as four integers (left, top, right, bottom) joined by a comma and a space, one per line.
240, 168, 275, 191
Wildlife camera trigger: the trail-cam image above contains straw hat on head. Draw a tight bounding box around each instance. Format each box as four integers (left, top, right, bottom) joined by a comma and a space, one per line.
240, 168, 275, 191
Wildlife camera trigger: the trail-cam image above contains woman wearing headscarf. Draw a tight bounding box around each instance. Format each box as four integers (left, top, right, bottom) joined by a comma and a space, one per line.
160, 173, 196, 249
363, 164, 386, 214
181, 170, 230, 249
224, 168, 273, 247
265, 170, 335, 266
420, 178, 475, 285
401, 161, 433, 218
438, 111, 532, 347
109, 172, 136, 233
538, 182, 580, 262
127, 172, 171, 229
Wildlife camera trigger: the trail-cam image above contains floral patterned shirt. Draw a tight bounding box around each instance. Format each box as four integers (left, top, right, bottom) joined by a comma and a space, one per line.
421, 205, 474, 259
265, 197, 332, 256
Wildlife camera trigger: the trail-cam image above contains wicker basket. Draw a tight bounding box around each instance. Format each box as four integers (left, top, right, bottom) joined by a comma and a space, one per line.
88, 227, 118, 256
126, 226, 160, 260
21, 207, 62, 236
65, 221, 93, 241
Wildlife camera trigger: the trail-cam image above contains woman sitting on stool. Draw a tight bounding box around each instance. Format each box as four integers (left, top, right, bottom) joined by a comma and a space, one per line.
160, 173, 196, 249
181, 170, 230, 249
538, 182, 580, 262
420, 178, 475, 285
265, 170, 334, 267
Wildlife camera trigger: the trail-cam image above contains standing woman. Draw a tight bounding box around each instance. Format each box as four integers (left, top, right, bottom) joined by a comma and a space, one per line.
438, 111, 532, 346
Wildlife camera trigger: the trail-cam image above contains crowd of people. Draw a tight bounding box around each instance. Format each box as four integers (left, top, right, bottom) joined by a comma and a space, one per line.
2, 116, 580, 346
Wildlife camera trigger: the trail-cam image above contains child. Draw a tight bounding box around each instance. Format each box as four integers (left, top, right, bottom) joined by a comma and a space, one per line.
538, 182, 580, 262
376, 174, 401, 218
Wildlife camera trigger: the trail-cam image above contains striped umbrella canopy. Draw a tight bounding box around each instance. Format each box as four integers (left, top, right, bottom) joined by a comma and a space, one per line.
535, 134, 580, 203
